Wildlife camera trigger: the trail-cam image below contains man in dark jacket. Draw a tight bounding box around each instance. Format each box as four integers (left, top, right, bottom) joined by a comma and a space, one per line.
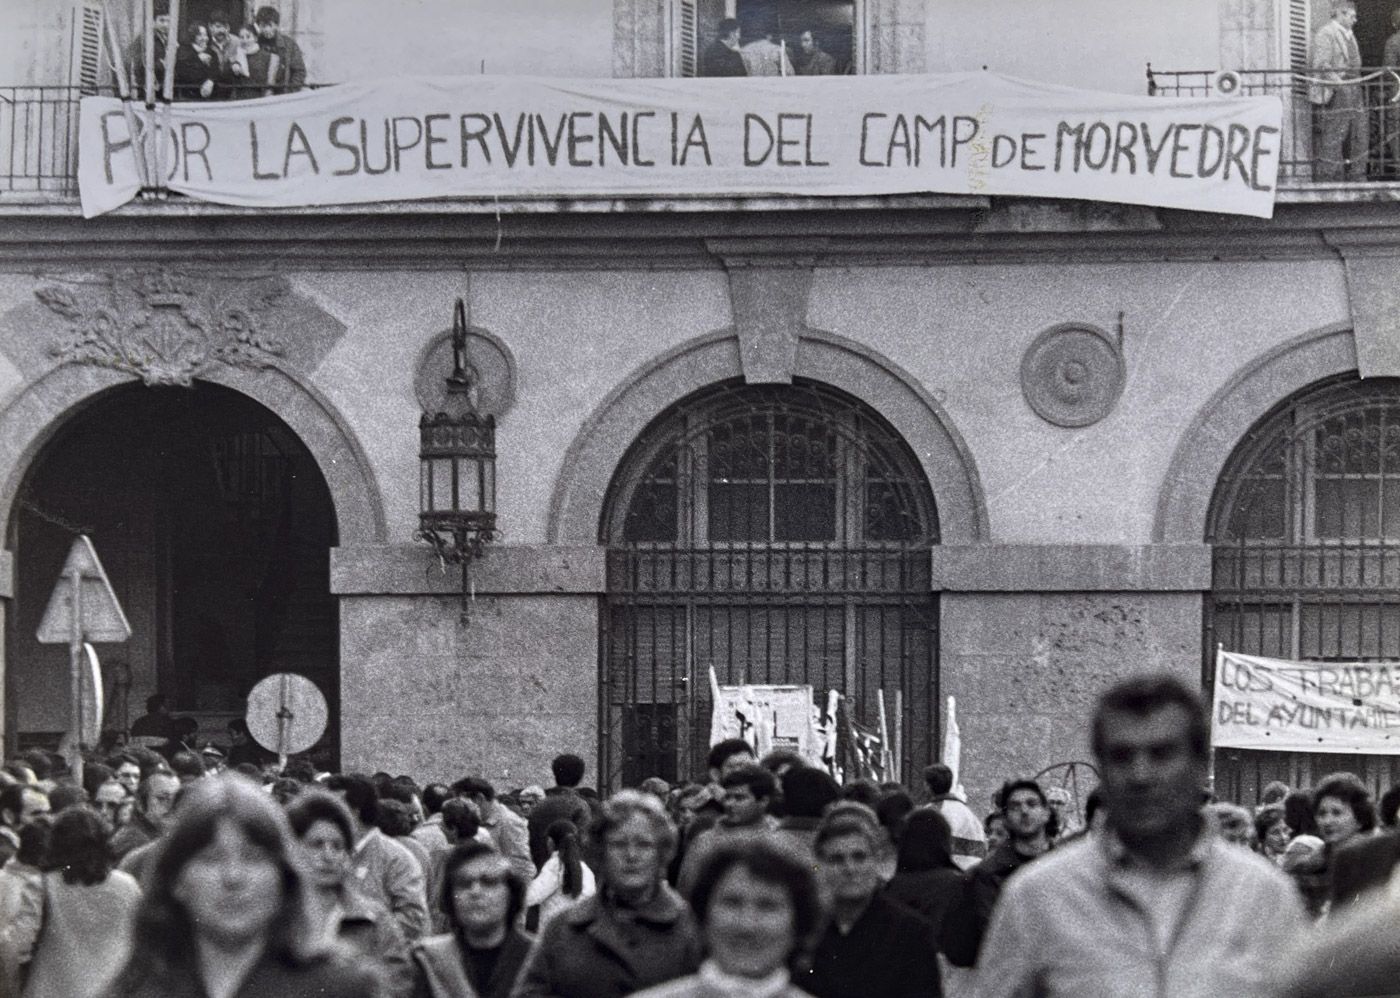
700, 19, 746, 77
970, 778, 1056, 940
526, 753, 592, 870
253, 5, 307, 91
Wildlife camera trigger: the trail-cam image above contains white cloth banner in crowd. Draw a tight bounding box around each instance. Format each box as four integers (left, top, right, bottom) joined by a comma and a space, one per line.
77, 72, 1283, 218
708, 669, 821, 765
1212, 649, 1400, 754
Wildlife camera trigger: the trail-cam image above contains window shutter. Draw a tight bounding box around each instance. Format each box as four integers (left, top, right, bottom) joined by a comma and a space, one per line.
1287, 0, 1310, 74
70, 1, 104, 92
678, 0, 698, 77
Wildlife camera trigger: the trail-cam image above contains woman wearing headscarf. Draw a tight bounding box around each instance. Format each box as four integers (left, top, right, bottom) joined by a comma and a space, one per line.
101, 773, 379, 998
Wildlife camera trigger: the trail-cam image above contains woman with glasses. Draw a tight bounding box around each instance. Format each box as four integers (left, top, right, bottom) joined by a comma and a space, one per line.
411, 841, 532, 998
285, 790, 412, 995
515, 790, 701, 998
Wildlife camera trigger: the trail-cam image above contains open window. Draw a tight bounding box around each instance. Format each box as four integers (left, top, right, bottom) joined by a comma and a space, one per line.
677, 0, 859, 77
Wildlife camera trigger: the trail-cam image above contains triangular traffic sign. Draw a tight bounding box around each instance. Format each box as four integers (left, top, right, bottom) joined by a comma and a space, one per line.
36, 536, 133, 643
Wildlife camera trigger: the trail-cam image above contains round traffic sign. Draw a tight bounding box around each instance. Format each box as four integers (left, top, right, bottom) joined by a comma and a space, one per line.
245, 673, 328, 757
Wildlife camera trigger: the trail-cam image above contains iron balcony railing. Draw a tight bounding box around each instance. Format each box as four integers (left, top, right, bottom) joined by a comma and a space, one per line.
0, 83, 314, 196
1149, 66, 1400, 184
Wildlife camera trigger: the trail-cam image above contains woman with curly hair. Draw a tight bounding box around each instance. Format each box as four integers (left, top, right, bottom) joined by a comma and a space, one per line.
102, 773, 378, 998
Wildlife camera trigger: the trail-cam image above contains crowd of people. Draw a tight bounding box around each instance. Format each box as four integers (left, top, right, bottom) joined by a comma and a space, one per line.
124, 2, 307, 102
0, 674, 1398, 997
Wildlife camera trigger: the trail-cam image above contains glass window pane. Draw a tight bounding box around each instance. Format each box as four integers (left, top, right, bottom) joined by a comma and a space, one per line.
709, 483, 769, 541
774, 483, 836, 541
431, 458, 454, 511
459, 458, 481, 511
623, 483, 678, 542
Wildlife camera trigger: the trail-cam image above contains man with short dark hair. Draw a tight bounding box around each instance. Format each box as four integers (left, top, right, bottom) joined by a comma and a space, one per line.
129, 693, 174, 741
975, 674, 1306, 998
253, 5, 307, 91
796, 29, 837, 75
0, 783, 49, 866
326, 772, 429, 941
527, 755, 591, 870
741, 18, 794, 77
706, 738, 756, 784
206, 9, 239, 74
452, 775, 534, 885
677, 764, 779, 894
971, 779, 1056, 942
700, 18, 746, 77
924, 762, 986, 870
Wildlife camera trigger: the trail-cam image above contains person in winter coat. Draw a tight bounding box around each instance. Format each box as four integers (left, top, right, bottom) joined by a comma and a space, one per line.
512, 791, 701, 998
412, 841, 533, 998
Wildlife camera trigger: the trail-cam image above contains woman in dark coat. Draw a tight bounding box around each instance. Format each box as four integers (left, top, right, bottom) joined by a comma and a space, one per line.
513, 790, 701, 998
883, 807, 979, 968
411, 841, 532, 998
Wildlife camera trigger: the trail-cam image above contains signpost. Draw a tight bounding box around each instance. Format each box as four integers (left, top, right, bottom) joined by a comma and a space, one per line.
35, 536, 132, 786
246, 672, 328, 770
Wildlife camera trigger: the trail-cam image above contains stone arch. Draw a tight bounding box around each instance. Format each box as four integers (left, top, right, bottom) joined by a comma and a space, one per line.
547, 327, 987, 544
1153, 324, 1358, 543
0, 364, 387, 548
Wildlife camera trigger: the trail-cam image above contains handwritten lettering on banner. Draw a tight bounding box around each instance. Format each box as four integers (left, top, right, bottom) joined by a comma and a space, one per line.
78, 73, 1283, 219
1212, 650, 1400, 754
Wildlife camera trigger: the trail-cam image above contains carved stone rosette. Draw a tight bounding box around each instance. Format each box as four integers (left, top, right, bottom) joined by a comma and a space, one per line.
1020, 323, 1125, 428
35, 269, 289, 387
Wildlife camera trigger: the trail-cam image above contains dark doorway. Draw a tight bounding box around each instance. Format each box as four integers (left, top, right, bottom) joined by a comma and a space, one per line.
5, 381, 339, 762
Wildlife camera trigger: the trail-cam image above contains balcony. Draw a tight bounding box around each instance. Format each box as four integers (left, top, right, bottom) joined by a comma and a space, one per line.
1148, 67, 1400, 189
9, 75, 1400, 205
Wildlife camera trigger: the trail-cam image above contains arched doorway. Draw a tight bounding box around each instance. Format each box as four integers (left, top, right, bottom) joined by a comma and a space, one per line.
600, 378, 939, 790
5, 381, 339, 762
1206, 374, 1400, 802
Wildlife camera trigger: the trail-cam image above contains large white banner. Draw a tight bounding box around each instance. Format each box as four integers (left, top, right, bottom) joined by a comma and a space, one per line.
1213, 650, 1400, 754
78, 72, 1282, 219
708, 669, 821, 764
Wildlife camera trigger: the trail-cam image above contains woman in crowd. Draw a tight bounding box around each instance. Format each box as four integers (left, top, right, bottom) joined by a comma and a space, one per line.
1312, 774, 1376, 911
285, 790, 412, 995
101, 773, 379, 998
633, 837, 821, 998
983, 810, 1009, 853
884, 808, 979, 967
526, 819, 595, 927
225, 24, 274, 99
13, 807, 140, 998
1255, 804, 1292, 865
411, 841, 532, 998
515, 790, 701, 998
174, 23, 218, 99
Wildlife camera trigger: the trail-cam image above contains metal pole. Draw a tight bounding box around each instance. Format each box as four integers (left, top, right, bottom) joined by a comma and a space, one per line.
276, 672, 292, 772
67, 564, 84, 789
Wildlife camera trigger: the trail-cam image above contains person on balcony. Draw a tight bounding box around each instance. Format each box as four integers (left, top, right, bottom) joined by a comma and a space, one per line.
1383, 8, 1400, 172
1311, 0, 1369, 181
124, 0, 170, 100
796, 30, 838, 75
174, 23, 218, 101
741, 19, 795, 78
700, 18, 746, 77
253, 6, 307, 93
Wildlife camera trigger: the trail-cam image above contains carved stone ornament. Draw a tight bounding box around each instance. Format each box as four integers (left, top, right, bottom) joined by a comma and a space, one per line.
34, 269, 289, 387
1020, 323, 1125, 428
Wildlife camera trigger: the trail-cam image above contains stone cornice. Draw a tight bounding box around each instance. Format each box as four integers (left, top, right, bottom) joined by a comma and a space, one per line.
3, 195, 1400, 268
331, 544, 607, 595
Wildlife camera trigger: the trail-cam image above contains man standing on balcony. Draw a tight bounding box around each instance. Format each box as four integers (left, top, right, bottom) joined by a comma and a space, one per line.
253, 6, 307, 92
1383, 9, 1400, 173
701, 18, 746, 77
124, 0, 170, 99
1311, 0, 1368, 181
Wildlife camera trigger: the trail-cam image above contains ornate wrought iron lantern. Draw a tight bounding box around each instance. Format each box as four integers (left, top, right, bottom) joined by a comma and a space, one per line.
416, 298, 497, 624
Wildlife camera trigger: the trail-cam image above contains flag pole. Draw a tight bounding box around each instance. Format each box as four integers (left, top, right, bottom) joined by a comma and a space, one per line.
1209, 643, 1224, 795
877, 688, 892, 782
156, 0, 179, 194
100, 0, 150, 188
